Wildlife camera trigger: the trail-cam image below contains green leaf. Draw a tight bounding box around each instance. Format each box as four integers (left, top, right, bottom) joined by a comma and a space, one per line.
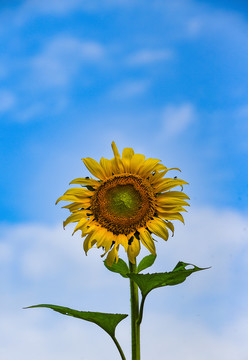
137, 254, 157, 273
127, 261, 209, 297
25, 304, 128, 337
104, 257, 129, 278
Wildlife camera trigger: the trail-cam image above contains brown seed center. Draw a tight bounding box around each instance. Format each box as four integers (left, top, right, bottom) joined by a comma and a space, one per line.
91, 174, 156, 235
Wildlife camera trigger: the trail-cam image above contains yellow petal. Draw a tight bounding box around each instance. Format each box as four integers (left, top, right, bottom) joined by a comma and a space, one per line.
116, 234, 129, 251
82, 157, 106, 180
149, 168, 181, 185
111, 142, 125, 173
155, 179, 189, 193
100, 231, 116, 257
55, 194, 91, 205
153, 163, 169, 172
69, 178, 100, 187
130, 154, 146, 174
95, 227, 108, 248
138, 158, 161, 177
157, 197, 190, 207
157, 206, 187, 213
127, 236, 140, 264
149, 169, 167, 184
62, 202, 85, 212
80, 222, 97, 237
138, 228, 156, 255
83, 233, 97, 254
106, 243, 119, 266
157, 191, 190, 200
122, 147, 134, 160
100, 157, 114, 178
155, 165, 181, 172
158, 212, 185, 223
164, 220, 174, 235
147, 218, 169, 241
63, 188, 94, 197
122, 147, 135, 172
111, 141, 121, 158
72, 217, 89, 234
63, 210, 89, 228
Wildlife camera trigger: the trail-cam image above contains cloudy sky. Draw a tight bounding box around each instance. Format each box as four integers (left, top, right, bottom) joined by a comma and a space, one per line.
1, 0, 248, 359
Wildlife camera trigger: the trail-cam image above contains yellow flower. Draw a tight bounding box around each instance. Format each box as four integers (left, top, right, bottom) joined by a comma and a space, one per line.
56, 142, 189, 266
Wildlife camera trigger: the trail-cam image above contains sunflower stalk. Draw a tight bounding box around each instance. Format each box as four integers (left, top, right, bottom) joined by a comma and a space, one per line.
129, 260, 141, 360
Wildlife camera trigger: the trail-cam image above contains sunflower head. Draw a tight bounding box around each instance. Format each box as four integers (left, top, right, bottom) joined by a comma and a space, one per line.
56, 142, 189, 266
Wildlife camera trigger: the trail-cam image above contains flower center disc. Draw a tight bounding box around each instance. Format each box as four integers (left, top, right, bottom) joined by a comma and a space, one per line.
91, 174, 156, 235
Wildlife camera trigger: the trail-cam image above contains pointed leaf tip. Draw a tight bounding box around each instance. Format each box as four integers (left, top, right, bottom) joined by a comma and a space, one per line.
127, 261, 209, 297
25, 304, 128, 337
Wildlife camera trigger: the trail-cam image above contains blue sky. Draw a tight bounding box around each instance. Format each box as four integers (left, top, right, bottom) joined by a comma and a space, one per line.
1, 1, 248, 359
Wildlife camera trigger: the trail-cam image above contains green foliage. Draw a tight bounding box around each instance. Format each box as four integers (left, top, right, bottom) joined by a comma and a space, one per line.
127, 261, 209, 297
25, 304, 128, 337
137, 254, 156, 273
104, 257, 129, 278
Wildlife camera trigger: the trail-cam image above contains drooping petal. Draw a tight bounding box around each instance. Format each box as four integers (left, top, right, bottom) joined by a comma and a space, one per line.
106, 243, 119, 266
100, 231, 116, 257
83, 233, 97, 254
90, 227, 105, 248
116, 234, 129, 251
72, 217, 89, 234
127, 236, 140, 264
164, 220, 174, 235
158, 212, 185, 223
147, 218, 169, 241
138, 228, 156, 255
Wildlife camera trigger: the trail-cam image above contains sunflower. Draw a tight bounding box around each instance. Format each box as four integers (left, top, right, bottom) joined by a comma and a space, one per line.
56, 142, 189, 266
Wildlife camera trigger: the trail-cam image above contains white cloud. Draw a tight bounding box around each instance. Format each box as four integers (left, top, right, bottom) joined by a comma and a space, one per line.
1, 206, 248, 358
30, 36, 105, 87
12, 0, 139, 26
2, 306, 248, 360
162, 102, 196, 136
127, 49, 173, 65
23, 0, 84, 15
141, 310, 248, 360
0, 90, 15, 113
109, 80, 149, 99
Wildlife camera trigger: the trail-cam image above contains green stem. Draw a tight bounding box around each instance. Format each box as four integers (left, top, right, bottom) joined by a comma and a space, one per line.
137, 294, 147, 326
111, 334, 127, 360
129, 260, 140, 360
